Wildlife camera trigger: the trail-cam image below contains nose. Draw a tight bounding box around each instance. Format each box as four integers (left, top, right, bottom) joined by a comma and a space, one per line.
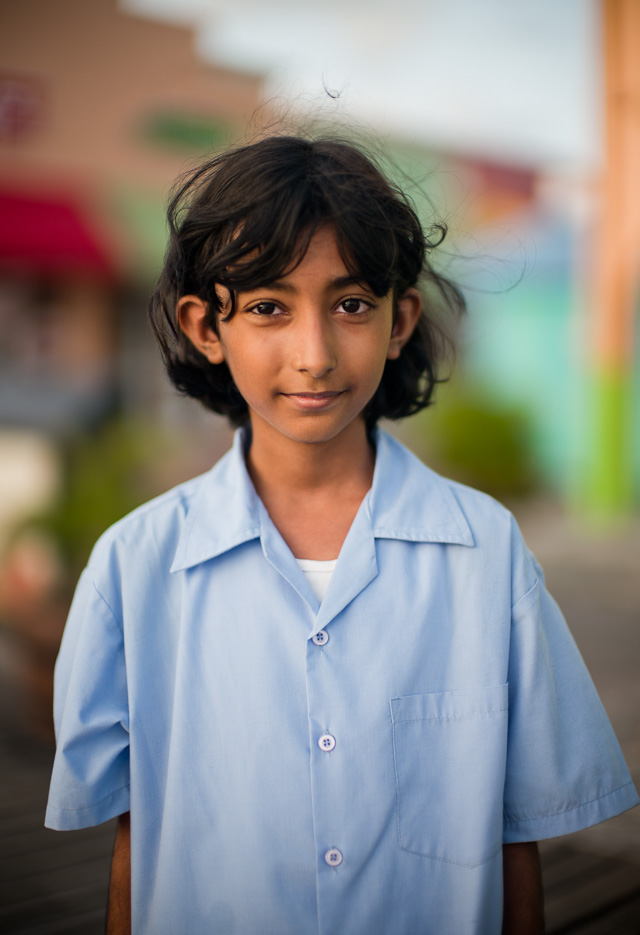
293, 312, 337, 379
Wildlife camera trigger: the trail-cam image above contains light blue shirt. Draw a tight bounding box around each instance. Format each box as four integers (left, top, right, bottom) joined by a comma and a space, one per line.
46, 428, 638, 935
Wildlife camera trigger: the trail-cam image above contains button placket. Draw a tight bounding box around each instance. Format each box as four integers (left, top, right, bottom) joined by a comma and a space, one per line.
306, 615, 347, 885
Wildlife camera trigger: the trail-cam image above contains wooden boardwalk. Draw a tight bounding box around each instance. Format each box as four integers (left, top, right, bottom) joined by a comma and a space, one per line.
540, 840, 640, 934
1, 729, 638, 935
0, 733, 113, 935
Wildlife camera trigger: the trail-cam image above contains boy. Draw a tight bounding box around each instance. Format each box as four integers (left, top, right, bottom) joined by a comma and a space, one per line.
46, 136, 638, 934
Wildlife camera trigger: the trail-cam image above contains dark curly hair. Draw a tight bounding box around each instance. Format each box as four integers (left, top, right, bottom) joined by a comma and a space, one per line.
148, 135, 465, 427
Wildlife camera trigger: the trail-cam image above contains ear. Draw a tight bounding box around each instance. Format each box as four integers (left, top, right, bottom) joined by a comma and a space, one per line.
387, 288, 422, 360
177, 294, 225, 365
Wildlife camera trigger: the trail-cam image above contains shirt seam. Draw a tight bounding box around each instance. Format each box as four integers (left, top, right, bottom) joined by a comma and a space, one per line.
393, 707, 508, 724
49, 782, 130, 812
503, 779, 636, 825
91, 580, 121, 630
176, 525, 261, 567
373, 525, 466, 543
511, 578, 538, 613
399, 840, 502, 868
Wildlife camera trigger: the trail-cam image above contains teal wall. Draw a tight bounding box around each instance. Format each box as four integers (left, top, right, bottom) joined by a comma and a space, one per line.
463, 270, 577, 492
455, 215, 639, 503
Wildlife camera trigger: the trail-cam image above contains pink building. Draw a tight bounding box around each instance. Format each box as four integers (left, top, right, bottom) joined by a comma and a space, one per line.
0, 0, 262, 432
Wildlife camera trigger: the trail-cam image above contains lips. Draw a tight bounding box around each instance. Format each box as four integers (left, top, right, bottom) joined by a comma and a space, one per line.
281, 390, 345, 410
284, 391, 343, 399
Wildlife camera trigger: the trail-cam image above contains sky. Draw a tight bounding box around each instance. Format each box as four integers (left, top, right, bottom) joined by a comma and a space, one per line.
121, 0, 602, 170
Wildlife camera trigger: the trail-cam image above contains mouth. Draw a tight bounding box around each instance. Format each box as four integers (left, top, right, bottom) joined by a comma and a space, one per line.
281, 390, 345, 409
284, 391, 344, 399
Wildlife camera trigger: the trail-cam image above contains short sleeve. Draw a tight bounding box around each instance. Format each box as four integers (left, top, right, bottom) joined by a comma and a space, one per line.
45, 568, 130, 830
503, 553, 639, 842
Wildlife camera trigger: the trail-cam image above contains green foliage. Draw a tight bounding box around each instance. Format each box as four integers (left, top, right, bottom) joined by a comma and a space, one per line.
141, 113, 236, 153
409, 383, 539, 500
23, 419, 167, 581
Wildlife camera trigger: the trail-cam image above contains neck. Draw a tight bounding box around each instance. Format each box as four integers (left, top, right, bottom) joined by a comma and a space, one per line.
246, 419, 375, 501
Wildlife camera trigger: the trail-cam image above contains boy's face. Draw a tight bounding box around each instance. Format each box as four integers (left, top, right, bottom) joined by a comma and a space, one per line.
178, 226, 420, 451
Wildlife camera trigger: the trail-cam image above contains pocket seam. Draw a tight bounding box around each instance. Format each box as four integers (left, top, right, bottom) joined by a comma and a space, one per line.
391, 683, 508, 723
394, 707, 507, 725
392, 687, 508, 868
398, 838, 502, 868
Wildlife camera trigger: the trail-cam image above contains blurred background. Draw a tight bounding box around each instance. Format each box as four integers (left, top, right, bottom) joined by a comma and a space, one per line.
0, 1, 638, 932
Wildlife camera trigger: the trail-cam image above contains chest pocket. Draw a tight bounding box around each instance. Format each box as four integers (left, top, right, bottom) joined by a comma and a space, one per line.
391, 684, 508, 868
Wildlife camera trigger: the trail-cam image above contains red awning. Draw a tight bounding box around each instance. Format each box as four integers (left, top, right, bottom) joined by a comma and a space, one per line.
0, 189, 117, 280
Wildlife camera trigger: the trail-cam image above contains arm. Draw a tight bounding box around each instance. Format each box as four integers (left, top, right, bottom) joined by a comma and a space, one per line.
106, 812, 131, 935
502, 842, 544, 935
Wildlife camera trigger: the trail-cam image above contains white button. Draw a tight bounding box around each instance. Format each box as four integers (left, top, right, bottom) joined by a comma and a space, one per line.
312, 630, 329, 646
318, 733, 336, 752
324, 848, 343, 867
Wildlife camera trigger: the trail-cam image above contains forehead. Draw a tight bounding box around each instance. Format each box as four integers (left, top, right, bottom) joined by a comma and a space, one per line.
231, 224, 367, 288
282, 226, 349, 279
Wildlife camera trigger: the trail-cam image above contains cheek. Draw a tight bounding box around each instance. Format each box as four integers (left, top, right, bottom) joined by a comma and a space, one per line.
362, 328, 393, 374
222, 342, 274, 396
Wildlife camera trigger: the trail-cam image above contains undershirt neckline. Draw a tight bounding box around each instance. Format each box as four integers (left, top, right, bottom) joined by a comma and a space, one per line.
296, 558, 337, 602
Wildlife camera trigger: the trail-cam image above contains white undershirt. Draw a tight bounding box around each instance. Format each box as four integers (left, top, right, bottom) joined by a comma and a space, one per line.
296, 558, 337, 602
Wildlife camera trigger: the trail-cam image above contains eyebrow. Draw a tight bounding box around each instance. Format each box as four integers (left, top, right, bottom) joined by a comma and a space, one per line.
261, 275, 368, 294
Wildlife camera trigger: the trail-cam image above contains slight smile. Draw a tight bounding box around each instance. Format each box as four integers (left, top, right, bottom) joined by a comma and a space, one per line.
281, 391, 346, 410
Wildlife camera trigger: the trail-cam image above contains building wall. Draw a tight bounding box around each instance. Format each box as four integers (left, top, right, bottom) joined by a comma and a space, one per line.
0, 0, 262, 451
0, 0, 262, 192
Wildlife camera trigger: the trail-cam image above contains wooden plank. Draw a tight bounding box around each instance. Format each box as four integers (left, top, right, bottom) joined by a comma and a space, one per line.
6, 907, 107, 935
541, 843, 640, 934
542, 846, 610, 894
0, 823, 115, 861
0, 892, 108, 935
565, 892, 640, 935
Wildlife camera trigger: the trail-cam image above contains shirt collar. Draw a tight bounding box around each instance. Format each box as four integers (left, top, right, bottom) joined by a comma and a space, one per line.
171, 425, 473, 573
369, 428, 474, 547
170, 429, 260, 573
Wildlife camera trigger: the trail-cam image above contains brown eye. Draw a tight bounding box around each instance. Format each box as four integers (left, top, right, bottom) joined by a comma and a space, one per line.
339, 298, 369, 315
250, 303, 279, 316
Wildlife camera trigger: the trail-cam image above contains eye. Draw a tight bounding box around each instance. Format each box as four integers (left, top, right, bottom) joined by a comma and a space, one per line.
247, 302, 282, 316
336, 297, 372, 315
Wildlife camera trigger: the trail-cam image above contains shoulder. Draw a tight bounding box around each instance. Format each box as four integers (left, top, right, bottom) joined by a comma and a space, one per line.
377, 428, 515, 536
444, 474, 514, 538
87, 472, 206, 570
376, 430, 537, 601
80, 455, 236, 617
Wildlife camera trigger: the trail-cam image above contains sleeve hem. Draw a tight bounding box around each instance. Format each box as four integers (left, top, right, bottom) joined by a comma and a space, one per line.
503, 781, 640, 843
45, 783, 130, 831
